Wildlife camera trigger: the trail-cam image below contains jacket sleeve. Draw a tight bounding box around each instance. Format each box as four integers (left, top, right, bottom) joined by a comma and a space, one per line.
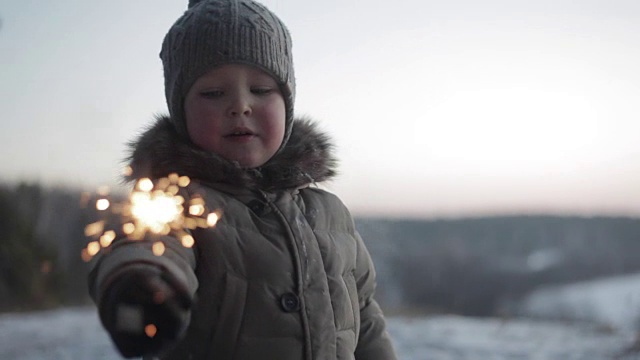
353, 230, 398, 360
88, 231, 198, 308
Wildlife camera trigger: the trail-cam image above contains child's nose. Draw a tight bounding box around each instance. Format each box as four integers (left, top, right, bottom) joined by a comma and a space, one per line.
228, 95, 252, 117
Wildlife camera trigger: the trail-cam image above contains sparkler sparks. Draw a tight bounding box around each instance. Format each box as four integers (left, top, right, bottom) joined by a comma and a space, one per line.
145, 324, 158, 338
81, 173, 221, 262
96, 198, 110, 211
129, 190, 182, 235
181, 234, 195, 248
152, 242, 166, 257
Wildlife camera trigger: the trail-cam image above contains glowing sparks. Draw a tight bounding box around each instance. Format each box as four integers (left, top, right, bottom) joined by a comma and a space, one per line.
123, 223, 135, 234
181, 234, 195, 248
81, 249, 92, 263
100, 230, 116, 247
189, 204, 205, 216
130, 191, 182, 234
144, 324, 158, 338
96, 198, 110, 211
184, 218, 197, 229
82, 172, 221, 261
207, 212, 220, 227
87, 241, 101, 256
84, 221, 104, 237
188, 197, 205, 216
152, 242, 166, 256
167, 185, 179, 195
178, 176, 190, 187
168, 173, 179, 184
137, 178, 154, 192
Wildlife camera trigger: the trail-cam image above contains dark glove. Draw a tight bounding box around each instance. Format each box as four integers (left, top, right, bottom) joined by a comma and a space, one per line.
98, 265, 192, 358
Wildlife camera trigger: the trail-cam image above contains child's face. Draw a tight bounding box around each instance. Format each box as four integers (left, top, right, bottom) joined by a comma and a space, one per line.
184, 64, 286, 168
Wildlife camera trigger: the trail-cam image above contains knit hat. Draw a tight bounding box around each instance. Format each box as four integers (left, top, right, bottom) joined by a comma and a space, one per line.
160, 0, 295, 149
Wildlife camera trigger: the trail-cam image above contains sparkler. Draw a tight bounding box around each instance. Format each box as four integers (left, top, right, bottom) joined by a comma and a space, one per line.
81, 171, 222, 340
81, 171, 221, 263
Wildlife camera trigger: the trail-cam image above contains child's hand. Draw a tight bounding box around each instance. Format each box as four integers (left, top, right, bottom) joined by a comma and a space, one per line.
99, 266, 192, 358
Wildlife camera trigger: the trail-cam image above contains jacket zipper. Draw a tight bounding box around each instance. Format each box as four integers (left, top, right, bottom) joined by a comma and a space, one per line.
257, 190, 313, 360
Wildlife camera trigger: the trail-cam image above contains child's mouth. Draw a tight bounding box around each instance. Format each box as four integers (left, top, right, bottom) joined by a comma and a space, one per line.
224, 130, 256, 141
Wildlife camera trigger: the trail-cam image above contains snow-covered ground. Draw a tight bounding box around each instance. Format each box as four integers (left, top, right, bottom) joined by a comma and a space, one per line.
4, 273, 640, 360
0, 307, 115, 360
519, 272, 640, 332
388, 315, 638, 360
1, 307, 639, 360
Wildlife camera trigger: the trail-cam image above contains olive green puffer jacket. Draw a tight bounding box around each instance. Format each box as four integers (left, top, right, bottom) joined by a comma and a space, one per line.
89, 116, 397, 360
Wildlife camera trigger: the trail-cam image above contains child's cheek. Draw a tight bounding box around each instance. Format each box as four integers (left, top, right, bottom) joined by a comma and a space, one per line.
262, 99, 286, 122
187, 106, 223, 146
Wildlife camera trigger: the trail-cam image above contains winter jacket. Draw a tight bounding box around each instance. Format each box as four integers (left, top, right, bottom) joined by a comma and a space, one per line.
89, 115, 397, 360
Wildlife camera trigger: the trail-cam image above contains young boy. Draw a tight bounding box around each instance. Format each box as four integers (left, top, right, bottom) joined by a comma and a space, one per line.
88, 0, 397, 359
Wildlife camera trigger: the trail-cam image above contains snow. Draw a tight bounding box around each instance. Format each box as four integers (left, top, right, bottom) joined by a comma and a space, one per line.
1, 307, 639, 360
388, 315, 640, 360
519, 272, 640, 331
4, 273, 640, 360
0, 308, 115, 360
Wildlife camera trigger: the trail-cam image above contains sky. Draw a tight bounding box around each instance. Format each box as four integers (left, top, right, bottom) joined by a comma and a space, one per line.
1, 0, 639, 218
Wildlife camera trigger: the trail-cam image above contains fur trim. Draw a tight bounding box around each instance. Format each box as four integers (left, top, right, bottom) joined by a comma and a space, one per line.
124, 115, 337, 190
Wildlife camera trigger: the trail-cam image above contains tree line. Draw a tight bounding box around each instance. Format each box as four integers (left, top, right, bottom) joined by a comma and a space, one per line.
1, 181, 640, 317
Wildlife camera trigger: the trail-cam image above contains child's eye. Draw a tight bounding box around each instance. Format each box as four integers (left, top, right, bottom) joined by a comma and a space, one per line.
251, 87, 273, 95
200, 90, 224, 98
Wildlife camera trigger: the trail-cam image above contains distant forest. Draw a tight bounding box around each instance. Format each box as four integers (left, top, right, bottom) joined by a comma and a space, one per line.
2, 182, 640, 317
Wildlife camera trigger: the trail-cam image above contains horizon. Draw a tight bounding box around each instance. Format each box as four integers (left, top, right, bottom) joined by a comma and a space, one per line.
2, 178, 638, 221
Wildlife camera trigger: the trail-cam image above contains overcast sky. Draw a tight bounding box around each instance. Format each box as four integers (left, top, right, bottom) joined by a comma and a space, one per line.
1, 0, 639, 218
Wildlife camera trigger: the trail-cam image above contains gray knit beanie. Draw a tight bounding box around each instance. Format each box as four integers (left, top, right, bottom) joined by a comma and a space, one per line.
160, 0, 295, 148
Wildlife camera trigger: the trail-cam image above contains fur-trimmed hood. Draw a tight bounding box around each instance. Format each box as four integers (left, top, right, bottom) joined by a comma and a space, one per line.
125, 115, 337, 191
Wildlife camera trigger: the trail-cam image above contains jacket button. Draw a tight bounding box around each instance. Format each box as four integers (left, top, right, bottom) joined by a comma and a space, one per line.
280, 293, 300, 312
